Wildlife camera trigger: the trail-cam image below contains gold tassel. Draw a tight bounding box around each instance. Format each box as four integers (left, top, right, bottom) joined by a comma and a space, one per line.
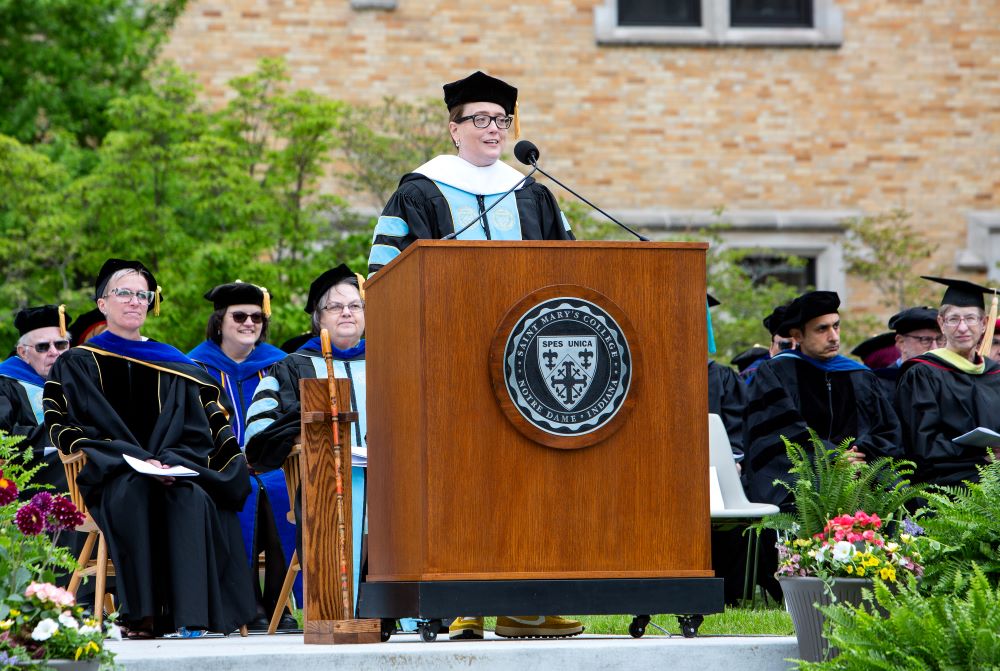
979, 291, 999, 359
261, 287, 271, 318
355, 273, 366, 301
58, 304, 67, 338
513, 101, 520, 140
153, 286, 162, 317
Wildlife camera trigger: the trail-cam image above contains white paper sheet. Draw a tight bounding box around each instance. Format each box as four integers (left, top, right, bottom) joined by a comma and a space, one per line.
123, 453, 198, 477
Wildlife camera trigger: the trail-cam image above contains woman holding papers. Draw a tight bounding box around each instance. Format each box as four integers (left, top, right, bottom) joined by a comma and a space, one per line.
244, 264, 369, 611
188, 282, 297, 632
896, 277, 1000, 486
367, 70, 575, 277
43, 259, 255, 638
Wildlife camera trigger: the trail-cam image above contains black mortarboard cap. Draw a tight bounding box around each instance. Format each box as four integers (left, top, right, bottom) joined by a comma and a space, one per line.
305, 264, 357, 314
14, 305, 70, 336
707, 293, 720, 308
888, 306, 939, 334
921, 276, 997, 311
850, 332, 897, 360
94, 258, 157, 300
731, 346, 769, 373
68, 308, 107, 346
205, 281, 265, 310
762, 304, 789, 337
443, 71, 518, 115
780, 291, 841, 334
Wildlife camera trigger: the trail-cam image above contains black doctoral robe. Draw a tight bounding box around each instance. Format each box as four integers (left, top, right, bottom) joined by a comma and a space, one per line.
743, 352, 902, 508
896, 351, 1000, 486
43, 344, 255, 634
708, 360, 747, 458
0, 375, 68, 494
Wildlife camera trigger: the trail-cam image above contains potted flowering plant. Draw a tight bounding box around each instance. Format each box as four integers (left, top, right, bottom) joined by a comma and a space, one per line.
755, 432, 926, 662
0, 431, 119, 669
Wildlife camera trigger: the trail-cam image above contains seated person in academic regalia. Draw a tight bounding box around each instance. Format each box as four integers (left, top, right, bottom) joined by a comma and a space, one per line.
731, 346, 769, 379
188, 282, 297, 632
67, 308, 107, 347
740, 305, 796, 383
866, 307, 943, 401
707, 295, 747, 461
1, 305, 72, 496
743, 290, 902, 509
244, 264, 369, 613
43, 259, 255, 638
850, 332, 899, 396
367, 70, 574, 277
896, 277, 1000, 487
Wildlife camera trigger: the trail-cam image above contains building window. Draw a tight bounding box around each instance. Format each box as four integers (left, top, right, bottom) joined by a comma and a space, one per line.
618, 0, 701, 27
594, 0, 843, 47
740, 254, 817, 291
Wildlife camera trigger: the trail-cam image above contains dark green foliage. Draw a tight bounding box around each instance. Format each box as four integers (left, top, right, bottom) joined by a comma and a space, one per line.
912, 462, 1000, 596
800, 568, 1000, 670
757, 432, 925, 539
0, 0, 187, 146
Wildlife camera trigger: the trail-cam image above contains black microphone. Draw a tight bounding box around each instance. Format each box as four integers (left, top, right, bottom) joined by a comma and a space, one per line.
513, 140, 649, 242
441, 161, 538, 240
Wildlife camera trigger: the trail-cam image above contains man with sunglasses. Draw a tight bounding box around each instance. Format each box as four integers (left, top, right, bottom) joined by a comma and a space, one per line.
368, 70, 575, 277
0, 304, 73, 494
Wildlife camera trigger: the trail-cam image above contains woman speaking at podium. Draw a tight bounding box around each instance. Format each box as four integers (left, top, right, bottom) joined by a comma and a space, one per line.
367, 71, 584, 640
367, 70, 575, 277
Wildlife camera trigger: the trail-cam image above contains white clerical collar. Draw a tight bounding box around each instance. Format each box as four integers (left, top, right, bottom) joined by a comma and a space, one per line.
413, 155, 527, 196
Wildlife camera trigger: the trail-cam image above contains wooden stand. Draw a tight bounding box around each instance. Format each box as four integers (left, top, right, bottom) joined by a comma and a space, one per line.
300, 377, 381, 644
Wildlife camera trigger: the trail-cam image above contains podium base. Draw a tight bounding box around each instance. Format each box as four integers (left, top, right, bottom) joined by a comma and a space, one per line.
358, 578, 724, 622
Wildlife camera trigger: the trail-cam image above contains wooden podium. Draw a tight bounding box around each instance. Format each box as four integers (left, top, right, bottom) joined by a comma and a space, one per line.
359, 240, 723, 639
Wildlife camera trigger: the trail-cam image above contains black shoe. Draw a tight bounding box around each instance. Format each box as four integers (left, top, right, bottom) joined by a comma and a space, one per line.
276, 612, 299, 632
245, 614, 270, 632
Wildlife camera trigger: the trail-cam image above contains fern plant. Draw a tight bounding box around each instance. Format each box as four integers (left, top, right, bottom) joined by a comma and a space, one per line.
756, 431, 926, 539
799, 567, 1000, 670
912, 461, 1000, 595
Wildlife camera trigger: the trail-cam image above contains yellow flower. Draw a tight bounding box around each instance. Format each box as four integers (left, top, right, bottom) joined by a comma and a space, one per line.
880, 566, 896, 582
900, 533, 912, 543
886, 542, 899, 553
866, 556, 880, 567
857, 567, 866, 577
75, 647, 84, 661
0, 619, 12, 631
845, 564, 854, 574
9, 609, 19, 617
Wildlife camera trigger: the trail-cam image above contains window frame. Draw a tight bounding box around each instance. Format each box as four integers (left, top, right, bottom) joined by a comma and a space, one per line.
594, 0, 843, 47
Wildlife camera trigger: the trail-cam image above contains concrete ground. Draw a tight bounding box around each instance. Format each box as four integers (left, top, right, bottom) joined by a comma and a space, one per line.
107, 631, 799, 670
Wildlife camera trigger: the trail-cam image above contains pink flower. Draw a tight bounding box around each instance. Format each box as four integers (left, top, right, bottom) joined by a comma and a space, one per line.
29, 491, 53, 514
15, 503, 44, 535
0, 473, 17, 505
25, 582, 75, 607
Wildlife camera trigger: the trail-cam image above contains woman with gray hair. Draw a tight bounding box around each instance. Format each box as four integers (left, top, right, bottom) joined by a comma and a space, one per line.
244, 263, 368, 610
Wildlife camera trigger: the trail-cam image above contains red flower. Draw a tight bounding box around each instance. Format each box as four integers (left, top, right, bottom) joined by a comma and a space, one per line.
50, 496, 85, 531
15, 503, 44, 535
0, 475, 17, 506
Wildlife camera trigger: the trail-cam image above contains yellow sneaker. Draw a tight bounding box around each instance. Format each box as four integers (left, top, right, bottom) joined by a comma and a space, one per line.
449, 616, 484, 640
495, 615, 584, 638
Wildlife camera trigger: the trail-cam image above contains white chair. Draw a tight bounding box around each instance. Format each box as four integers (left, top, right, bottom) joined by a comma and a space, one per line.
708, 413, 780, 604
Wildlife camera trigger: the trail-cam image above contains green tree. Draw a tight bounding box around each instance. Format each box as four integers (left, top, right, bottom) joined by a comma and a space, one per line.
842, 209, 938, 312
0, 0, 187, 148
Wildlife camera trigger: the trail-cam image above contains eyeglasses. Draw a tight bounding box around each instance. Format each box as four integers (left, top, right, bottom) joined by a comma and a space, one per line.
31, 340, 70, 354
230, 311, 264, 324
456, 114, 513, 130
942, 314, 983, 328
901, 334, 947, 346
322, 302, 365, 314
104, 287, 155, 305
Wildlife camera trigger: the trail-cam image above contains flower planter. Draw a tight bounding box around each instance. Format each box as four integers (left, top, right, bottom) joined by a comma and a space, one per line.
779, 575, 871, 662
17, 660, 100, 671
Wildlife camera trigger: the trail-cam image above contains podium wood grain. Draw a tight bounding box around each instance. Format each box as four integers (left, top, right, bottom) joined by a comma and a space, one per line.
365, 240, 712, 582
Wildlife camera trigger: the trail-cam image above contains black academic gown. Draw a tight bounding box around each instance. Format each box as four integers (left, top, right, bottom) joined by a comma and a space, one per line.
896, 352, 1000, 487
43, 345, 255, 634
743, 353, 902, 508
0, 376, 67, 495
708, 361, 747, 458
369, 173, 575, 275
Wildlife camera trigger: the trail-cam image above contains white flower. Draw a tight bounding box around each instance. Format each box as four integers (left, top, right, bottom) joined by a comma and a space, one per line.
58, 611, 80, 630
106, 623, 122, 641
31, 618, 59, 641
79, 624, 100, 635
814, 545, 828, 564
831, 540, 854, 562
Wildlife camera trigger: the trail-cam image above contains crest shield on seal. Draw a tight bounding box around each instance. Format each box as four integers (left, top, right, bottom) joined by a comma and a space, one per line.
537, 336, 598, 410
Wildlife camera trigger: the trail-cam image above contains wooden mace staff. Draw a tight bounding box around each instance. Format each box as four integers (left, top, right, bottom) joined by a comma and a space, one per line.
320, 328, 352, 618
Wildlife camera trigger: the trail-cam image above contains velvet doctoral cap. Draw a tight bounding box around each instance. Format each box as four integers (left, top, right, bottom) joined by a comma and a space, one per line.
94, 258, 157, 300
443, 71, 518, 115
921, 276, 997, 311
68, 308, 107, 346
780, 291, 841, 334
888, 306, 939, 334
731, 346, 769, 373
850, 332, 898, 364
305, 264, 359, 314
204, 281, 272, 317
14, 305, 70, 336
762, 304, 789, 337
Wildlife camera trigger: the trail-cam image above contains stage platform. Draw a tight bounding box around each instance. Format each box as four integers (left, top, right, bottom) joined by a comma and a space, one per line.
107, 631, 799, 670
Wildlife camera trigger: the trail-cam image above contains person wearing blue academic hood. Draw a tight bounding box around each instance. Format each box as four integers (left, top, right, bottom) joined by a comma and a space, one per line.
743, 290, 903, 510
188, 281, 295, 632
